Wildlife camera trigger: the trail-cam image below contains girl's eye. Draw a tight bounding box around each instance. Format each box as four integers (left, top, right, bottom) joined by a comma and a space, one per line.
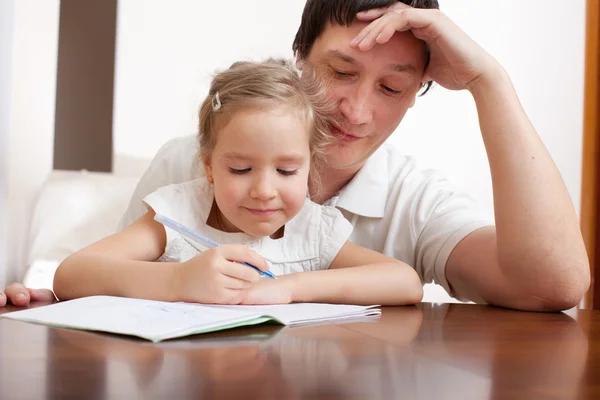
277, 169, 298, 176
382, 85, 401, 95
229, 168, 251, 175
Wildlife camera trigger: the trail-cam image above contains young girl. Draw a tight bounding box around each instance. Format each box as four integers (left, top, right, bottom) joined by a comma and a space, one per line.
53, 59, 423, 306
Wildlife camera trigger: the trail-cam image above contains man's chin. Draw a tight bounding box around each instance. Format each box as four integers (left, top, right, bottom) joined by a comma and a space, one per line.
323, 146, 373, 171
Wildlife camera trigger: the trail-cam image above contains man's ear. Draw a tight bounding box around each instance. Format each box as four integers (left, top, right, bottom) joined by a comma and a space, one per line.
408, 92, 418, 109
295, 55, 305, 71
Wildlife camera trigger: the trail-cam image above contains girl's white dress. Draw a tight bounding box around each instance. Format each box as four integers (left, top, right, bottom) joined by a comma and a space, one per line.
143, 179, 353, 276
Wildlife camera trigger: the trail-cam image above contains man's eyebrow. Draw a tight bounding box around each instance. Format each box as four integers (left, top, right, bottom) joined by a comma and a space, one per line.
325, 50, 359, 65
325, 49, 417, 75
390, 63, 417, 74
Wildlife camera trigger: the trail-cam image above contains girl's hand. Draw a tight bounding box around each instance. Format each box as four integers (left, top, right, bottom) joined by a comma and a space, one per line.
351, 3, 500, 92
173, 245, 269, 304
240, 275, 294, 305
0, 283, 56, 307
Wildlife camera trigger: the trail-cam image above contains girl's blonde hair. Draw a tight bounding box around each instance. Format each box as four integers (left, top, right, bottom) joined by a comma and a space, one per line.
198, 58, 334, 189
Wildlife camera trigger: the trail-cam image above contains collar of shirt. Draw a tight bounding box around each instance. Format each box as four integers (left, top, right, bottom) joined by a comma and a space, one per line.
332, 145, 389, 218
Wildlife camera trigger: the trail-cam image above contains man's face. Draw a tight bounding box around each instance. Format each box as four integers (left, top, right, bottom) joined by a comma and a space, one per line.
304, 21, 427, 171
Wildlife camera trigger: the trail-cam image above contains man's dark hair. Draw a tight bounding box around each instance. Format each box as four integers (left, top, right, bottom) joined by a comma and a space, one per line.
292, 0, 440, 94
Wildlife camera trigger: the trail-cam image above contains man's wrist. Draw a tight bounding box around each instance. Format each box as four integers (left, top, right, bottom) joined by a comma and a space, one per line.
467, 62, 511, 100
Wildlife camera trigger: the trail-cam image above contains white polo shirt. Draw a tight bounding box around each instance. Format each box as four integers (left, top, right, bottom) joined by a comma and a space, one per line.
118, 135, 492, 297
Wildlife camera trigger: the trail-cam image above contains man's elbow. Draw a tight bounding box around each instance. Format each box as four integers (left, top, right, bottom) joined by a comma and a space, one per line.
532, 260, 590, 312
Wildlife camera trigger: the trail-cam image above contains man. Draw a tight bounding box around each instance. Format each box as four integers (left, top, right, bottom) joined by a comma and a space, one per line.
1, 0, 589, 311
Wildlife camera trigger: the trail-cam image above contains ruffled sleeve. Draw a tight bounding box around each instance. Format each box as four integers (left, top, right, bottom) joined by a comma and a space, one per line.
142, 180, 212, 261
318, 205, 353, 269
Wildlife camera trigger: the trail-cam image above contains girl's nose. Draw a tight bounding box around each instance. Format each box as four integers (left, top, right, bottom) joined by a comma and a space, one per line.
249, 177, 277, 201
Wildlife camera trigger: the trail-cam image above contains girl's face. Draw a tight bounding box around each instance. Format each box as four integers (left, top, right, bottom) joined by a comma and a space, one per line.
204, 104, 311, 238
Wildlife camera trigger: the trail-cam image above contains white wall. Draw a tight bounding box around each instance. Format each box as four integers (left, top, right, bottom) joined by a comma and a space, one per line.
0, 1, 16, 289
5, 0, 60, 283
113, 0, 308, 159
391, 1, 586, 221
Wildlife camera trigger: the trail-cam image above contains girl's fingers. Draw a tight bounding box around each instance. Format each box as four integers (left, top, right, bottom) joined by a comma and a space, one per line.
218, 245, 269, 272
4, 283, 30, 306
28, 288, 57, 302
221, 261, 261, 283
220, 274, 253, 290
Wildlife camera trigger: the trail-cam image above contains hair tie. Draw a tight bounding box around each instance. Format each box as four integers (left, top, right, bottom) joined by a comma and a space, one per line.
212, 91, 222, 111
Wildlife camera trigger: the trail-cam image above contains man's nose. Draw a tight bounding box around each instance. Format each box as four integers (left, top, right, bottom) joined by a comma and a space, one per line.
338, 82, 374, 126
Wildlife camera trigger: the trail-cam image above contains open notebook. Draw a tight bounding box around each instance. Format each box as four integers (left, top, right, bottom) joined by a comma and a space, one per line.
1, 296, 381, 342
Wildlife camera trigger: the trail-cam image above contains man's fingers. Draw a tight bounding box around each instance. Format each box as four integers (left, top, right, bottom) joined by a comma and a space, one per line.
357, 17, 391, 50
353, 8, 442, 51
376, 24, 398, 45
28, 288, 56, 302
356, 7, 390, 21
351, 15, 384, 47
389, 2, 410, 11
4, 283, 30, 306
356, 2, 410, 21
0, 292, 6, 307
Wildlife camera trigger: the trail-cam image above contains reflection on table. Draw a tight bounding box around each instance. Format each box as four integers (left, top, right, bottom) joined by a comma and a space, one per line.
0, 302, 596, 399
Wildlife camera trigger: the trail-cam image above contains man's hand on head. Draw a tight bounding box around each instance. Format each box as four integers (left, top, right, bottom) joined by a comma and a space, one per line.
351, 3, 501, 93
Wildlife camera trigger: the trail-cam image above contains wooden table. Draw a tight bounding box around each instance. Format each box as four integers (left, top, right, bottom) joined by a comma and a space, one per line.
1, 302, 599, 399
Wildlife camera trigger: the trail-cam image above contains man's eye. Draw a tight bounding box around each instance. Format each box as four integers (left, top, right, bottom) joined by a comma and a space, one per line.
382, 85, 401, 95
331, 68, 353, 78
229, 168, 251, 174
277, 169, 298, 176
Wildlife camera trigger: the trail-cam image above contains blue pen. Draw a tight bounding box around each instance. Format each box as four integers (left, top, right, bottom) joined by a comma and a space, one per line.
154, 213, 276, 279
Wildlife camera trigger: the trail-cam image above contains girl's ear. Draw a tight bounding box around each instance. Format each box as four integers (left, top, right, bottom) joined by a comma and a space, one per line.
202, 155, 213, 183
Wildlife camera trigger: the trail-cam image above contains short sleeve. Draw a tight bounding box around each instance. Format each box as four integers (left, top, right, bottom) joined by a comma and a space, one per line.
117, 135, 201, 231
318, 206, 354, 269
142, 184, 189, 246
412, 173, 492, 299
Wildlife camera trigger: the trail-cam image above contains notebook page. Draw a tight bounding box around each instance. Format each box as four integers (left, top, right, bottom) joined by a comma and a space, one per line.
2, 296, 264, 342
211, 303, 381, 325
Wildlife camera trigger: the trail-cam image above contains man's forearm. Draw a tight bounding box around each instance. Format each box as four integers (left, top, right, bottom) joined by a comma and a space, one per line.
469, 67, 590, 302
288, 263, 423, 306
